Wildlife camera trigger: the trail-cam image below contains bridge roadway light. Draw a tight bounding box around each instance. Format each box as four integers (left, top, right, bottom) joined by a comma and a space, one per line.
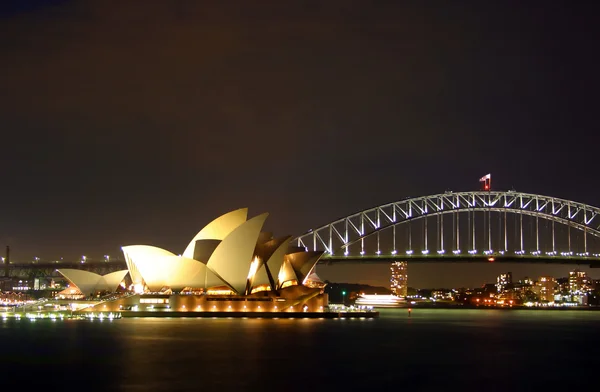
391, 250, 397, 255
406, 250, 413, 255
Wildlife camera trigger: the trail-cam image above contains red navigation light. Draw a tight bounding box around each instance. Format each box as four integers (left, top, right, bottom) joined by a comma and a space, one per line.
484, 183, 489, 190
488, 257, 495, 262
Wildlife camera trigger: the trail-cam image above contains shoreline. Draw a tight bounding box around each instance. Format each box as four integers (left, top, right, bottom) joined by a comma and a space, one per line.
380, 303, 600, 311
115, 310, 379, 319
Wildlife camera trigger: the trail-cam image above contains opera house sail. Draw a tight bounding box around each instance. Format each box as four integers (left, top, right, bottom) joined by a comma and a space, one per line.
80, 208, 329, 314
57, 269, 129, 298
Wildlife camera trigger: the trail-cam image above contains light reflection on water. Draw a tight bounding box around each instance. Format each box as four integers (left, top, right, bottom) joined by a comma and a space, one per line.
1, 309, 598, 391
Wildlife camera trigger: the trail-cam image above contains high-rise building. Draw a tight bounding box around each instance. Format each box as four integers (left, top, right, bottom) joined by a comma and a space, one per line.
534, 276, 557, 302
390, 262, 407, 297
496, 272, 513, 293
569, 269, 592, 294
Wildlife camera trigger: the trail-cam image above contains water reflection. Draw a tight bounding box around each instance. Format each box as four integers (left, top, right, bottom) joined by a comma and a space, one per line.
1, 310, 598, 391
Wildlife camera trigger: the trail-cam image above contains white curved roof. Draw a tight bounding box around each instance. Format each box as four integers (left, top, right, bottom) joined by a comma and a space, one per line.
182, 208, 248, 258
58, 269, 128, 296
251, 264, 271, 288
118, 209, 323, 294
207, 212, 268, 294
122, 251, 143, 285
58, 269, 101, 296
277, 260, 298, 289
120, 247, 228, 291
163, 255, 223, 290
286, 251, 323, 284
122, 245, 176, 285
264, 237, 290, 287
98, 270, 129, 292
249, 236, 291, 290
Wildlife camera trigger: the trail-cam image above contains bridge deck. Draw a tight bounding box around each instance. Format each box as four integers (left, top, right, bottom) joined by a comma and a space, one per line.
321, 255, 600, 267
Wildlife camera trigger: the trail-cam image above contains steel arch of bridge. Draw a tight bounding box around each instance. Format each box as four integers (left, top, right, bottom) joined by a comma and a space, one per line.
294, 191, 600, 260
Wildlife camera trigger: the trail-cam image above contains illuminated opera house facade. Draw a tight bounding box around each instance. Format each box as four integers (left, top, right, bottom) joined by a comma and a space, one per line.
60, 209, 328, 314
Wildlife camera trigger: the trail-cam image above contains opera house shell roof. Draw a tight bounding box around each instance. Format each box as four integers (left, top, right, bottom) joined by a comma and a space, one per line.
121, 208, 323, 295
58, 269, 129, 296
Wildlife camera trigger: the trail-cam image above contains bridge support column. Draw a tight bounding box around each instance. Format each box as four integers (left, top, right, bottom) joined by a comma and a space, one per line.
440, 214, 444, 252
504, 212, 507, 252
424, 218, 428, 252
520, 214, 524, 252
455, 211, 460, 251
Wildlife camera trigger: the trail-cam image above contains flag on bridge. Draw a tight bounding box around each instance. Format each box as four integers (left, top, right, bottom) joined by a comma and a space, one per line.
479, 173, 491, 190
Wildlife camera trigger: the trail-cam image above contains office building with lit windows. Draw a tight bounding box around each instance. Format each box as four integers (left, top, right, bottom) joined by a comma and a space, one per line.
568, 269, 592, 305
496, 272, 513, 293
533, 276, 557, 302
569, 269, 592, 294
390, 261, 408, 297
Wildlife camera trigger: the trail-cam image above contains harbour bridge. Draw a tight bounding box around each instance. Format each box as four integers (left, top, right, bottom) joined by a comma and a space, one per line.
4, 190, 600, 279
294, 190, 600, 267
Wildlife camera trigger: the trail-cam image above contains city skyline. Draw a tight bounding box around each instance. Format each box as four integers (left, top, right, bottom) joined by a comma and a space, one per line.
1, 2, 599, 288
317, 262, 599, 290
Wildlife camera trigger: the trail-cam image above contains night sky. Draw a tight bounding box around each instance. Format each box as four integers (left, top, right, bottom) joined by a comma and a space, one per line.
1, 1, 599, 288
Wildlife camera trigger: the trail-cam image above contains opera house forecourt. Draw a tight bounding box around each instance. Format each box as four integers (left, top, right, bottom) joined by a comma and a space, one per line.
57, 209, 377, 318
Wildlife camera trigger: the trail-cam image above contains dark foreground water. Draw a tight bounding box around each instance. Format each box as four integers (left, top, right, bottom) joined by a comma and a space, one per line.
1, 309, 598, 391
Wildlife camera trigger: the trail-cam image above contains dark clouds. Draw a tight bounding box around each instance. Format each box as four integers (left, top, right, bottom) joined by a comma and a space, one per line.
1, 1, 599, 286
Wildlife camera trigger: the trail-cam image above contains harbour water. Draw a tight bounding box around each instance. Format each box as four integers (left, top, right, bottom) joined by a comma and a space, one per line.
1, 309, 598, 391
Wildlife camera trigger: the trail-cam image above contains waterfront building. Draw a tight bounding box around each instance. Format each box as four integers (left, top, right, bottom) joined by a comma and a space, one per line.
568, 269, 592, 305
57, 270, 129, 298
569, 270, 592, 294
78, 208, 328, 314
533, 276, 557, 302
390, 261, 408, 297
496, 272, 513, 293
556, 277, 570, 294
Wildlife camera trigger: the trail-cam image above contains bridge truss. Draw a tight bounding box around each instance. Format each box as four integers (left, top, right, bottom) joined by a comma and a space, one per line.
294, 191, 600, 264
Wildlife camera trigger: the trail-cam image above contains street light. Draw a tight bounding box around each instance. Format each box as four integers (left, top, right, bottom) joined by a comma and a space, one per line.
81, 255, 87, 264
342, 291, 346, 304
104, 255, 110, 263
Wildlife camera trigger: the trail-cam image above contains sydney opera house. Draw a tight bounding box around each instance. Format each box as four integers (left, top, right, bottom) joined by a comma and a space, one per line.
58, 209, 328, 314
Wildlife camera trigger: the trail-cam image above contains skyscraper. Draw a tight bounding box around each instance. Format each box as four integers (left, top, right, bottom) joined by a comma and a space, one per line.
496, 272, 513, 293
569, 269, 591, 294
390, 262, 408, 297
535, 276, 557, 302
